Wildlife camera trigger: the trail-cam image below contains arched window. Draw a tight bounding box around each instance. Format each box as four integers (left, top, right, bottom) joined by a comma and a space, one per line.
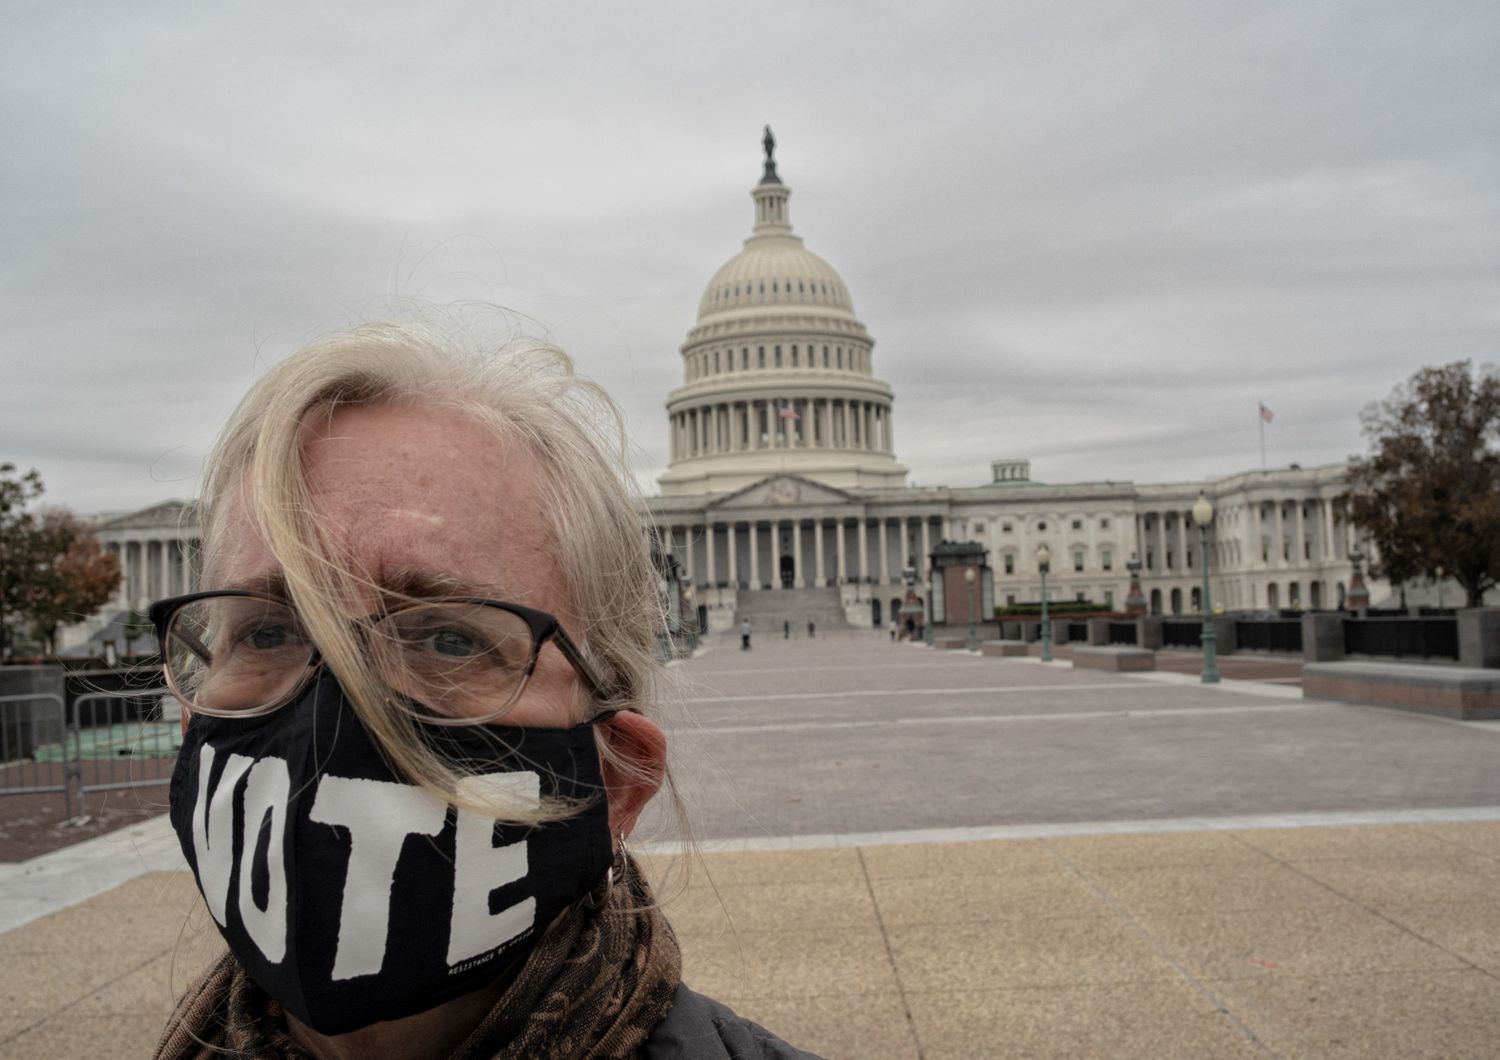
758, 346, 766, 368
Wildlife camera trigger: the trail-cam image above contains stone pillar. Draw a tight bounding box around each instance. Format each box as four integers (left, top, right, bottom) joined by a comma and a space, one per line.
920, 518, 931, 577
1457, 609, 1500, 669
1295, 501, 1306, 565
702, 524, 712, 586
728, 523, 738, 587
1274, 503, 1286, 567
1137, 616, 1164, 650
858, 519, 869, 585
885, 406, 894, 453
1324, 500, 1336, 560
749, 522, 760, 589
1302, 612, 1345, 662
878, 519, 889, 585
814, 520, 825, 587
1177, 513, 1188, 573
836, 521, 847, 583
792, 520, 804, 588
842, 402, 851, 448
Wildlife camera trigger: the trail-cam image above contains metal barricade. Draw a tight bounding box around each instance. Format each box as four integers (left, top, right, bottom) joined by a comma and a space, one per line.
0, 692, 73, 819
69, 687, 177, 796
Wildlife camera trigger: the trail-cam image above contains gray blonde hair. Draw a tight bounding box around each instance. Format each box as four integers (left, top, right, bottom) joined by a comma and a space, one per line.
199, 319, 673, 825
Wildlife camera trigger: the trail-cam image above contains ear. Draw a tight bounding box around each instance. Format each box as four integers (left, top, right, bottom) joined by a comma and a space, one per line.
598, 711, 667, 844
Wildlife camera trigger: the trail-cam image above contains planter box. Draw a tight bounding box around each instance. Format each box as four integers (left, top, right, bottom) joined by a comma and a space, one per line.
1071, 646, 1156, 673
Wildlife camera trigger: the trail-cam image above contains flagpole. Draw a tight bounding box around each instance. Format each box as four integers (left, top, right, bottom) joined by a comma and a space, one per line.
1258, 404, 1266, 469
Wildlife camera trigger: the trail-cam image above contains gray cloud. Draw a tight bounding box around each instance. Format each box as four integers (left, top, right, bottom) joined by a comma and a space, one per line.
2, 0, 1497, 513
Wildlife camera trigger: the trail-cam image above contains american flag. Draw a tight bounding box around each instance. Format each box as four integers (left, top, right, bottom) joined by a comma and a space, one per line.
1259, 402, 1275, 424
778, 403, 800, 421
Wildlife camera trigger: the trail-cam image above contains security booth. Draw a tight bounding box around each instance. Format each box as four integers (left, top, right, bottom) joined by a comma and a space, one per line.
928, 541, 995, 635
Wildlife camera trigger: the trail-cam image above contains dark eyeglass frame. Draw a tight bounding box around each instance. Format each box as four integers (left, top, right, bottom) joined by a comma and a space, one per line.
148, 590, 616, 725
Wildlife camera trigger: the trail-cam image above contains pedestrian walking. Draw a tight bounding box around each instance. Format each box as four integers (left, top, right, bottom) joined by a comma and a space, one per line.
807, 621, 815, 638
740, 618, 752, 650
783, 620, 790, 639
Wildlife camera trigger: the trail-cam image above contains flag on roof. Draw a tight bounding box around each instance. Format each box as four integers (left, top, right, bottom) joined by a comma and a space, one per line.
1259, 402, 1275, 424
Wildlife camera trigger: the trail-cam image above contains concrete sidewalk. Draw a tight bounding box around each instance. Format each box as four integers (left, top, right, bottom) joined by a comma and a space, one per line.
3, 818, 1499, 1059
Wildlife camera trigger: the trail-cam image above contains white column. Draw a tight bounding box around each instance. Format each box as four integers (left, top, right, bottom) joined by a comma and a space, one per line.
749, 522, 760, 589
1177, 513, 1188, 572
157, 540, 170, 601
885, 406, 894, 453
836, 521, 847, 583
920, 518, 930, 576
728, 523, 738, 586
858, 519, 869, 584
878, 518, 890, 585
1274, 503, 1286, 566
793, 520, 804, 587
814, 520, 826, 587
841, 402, 850, 448
1295, 501, 1306, 565
701, 524, 711, 586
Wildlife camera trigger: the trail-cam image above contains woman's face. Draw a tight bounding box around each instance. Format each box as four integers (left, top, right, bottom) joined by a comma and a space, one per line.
214, 400, 588, 727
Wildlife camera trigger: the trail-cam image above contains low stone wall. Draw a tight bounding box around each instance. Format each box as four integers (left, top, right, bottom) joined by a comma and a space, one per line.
1303, 661, 1500, 721
1071, 646, 1156, 673
932, 636, 971, 651
980, 640, 1029, 657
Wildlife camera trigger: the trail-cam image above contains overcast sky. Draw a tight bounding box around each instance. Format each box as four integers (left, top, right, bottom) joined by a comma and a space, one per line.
3, 0, 1496, 515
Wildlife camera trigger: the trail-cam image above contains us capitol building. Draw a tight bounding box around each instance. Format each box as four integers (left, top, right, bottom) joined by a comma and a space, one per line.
87, 132, 1385, 644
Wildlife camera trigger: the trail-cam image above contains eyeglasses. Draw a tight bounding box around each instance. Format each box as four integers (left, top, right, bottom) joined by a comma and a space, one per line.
148, 590, 613, 725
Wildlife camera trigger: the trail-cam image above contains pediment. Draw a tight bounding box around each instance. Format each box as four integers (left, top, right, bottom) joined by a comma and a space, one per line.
709, 474, 855, 510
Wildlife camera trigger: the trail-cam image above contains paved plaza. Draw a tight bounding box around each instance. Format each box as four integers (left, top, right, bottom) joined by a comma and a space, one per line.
3, 634, 1500, 1058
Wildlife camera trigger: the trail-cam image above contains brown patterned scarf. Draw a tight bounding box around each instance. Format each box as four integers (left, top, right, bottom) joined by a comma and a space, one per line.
154, 854, 682, 1060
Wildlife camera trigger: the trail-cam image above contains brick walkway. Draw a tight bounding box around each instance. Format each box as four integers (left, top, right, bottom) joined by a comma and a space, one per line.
3, 635, 1499, 1058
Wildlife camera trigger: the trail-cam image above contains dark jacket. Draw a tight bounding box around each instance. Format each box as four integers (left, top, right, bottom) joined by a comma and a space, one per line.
643, 985, 823, 1059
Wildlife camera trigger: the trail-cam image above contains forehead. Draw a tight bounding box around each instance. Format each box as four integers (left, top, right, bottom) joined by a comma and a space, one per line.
216, 401, 566, 611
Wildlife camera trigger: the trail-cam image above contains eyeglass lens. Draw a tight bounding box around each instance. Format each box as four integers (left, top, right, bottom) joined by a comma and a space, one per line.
164, 597, 538, 719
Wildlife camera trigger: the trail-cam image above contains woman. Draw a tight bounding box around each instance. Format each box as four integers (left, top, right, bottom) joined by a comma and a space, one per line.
152, 322, 817, 1059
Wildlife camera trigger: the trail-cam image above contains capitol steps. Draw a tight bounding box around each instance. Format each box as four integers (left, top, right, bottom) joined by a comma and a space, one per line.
733, 586, 852, 633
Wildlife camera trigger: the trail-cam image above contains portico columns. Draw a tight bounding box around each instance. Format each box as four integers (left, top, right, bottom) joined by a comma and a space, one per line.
1295, 502, 1306, 564
728, 523, 738, 587
792, 520, 804, 588
814, 520, 825, 587
858, 520, 869, 585
878, 519, 889, 585
702, 524, 713, 585
836, 521, 847, 583
749, 522, 760, 589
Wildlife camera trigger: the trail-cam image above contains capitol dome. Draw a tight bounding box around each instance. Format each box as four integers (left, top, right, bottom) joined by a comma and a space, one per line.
658, 130, 908, 497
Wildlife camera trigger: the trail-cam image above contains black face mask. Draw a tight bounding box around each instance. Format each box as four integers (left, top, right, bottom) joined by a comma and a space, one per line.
169, 669, 614, 1036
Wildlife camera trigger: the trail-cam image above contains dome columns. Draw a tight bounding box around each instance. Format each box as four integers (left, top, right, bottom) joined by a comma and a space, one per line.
669, 397, 894, 459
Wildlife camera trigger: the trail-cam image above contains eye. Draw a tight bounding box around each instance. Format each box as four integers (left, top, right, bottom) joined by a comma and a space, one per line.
429, 628, 483, 658
249, 625, 290, 650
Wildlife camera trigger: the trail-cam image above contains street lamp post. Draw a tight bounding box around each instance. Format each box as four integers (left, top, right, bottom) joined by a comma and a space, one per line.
1036, 543, 1052, 662
965, 566, 978, 652
1192, 493, 1221, 684
924, 580, 934, 647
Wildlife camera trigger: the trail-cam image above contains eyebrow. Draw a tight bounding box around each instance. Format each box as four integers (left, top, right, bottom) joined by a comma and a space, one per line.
221, 567, 487, 604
